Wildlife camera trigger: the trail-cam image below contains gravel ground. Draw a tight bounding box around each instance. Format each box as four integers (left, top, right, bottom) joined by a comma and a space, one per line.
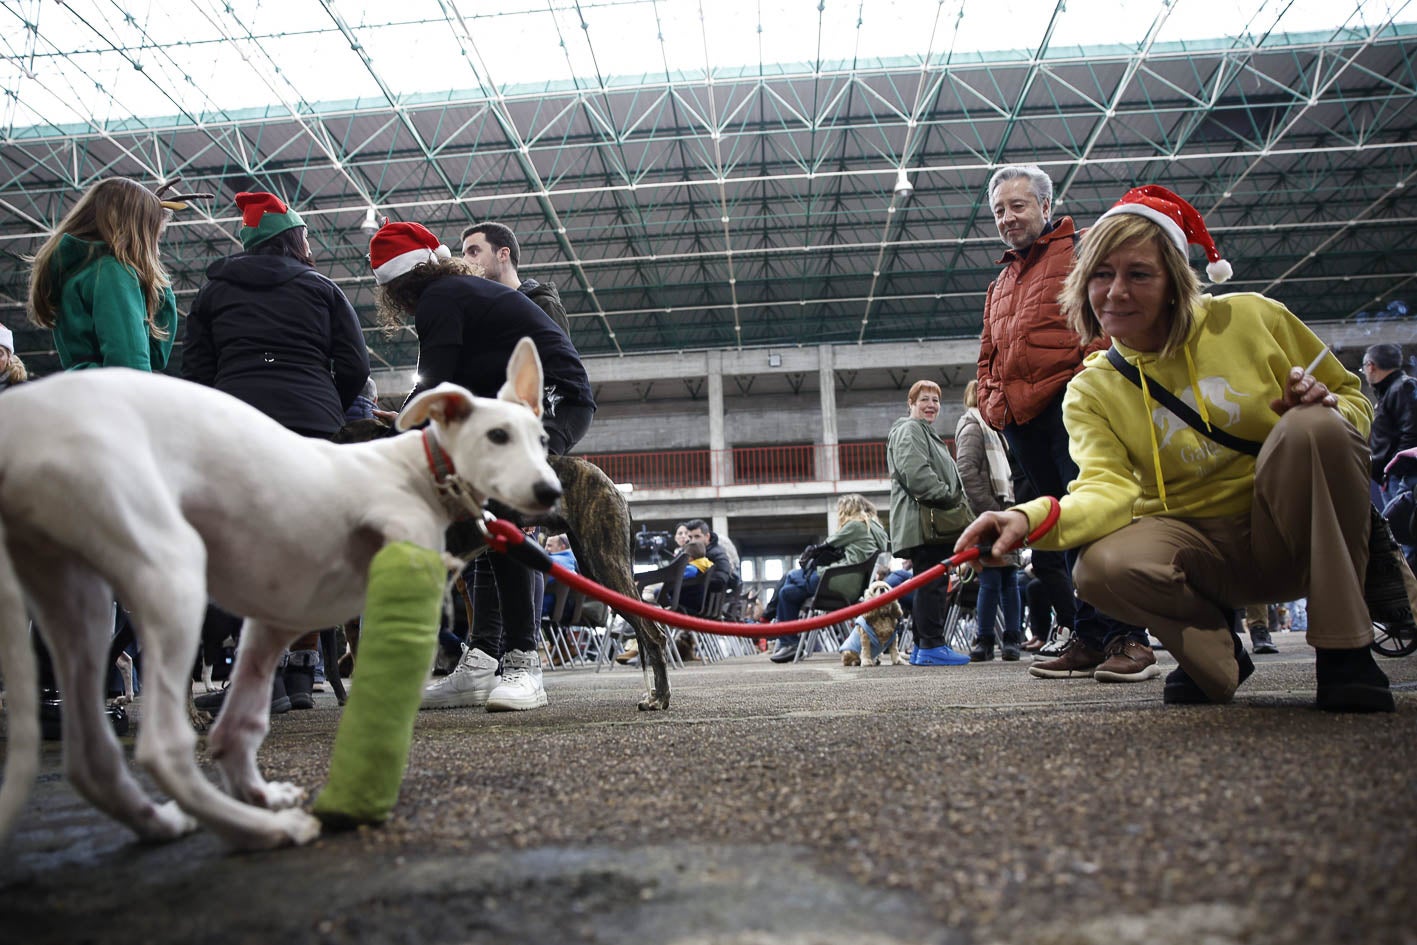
1, 641, 1414, 945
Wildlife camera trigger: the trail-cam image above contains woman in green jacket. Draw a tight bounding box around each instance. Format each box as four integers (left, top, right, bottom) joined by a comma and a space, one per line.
767, 494, 890, 663
27, 177, 177, 372
888, 379, 972, 666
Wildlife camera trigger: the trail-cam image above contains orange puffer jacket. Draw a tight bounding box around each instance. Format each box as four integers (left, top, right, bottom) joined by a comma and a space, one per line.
975, 217, 1105, 429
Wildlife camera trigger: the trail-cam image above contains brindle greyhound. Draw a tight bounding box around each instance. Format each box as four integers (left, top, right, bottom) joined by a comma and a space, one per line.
334, 419, 672, 711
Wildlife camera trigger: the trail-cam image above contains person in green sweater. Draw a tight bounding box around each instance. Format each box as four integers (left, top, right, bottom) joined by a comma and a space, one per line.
768, 493, 890, 663
959, 185, 1392, 713
27, 177, 178, 372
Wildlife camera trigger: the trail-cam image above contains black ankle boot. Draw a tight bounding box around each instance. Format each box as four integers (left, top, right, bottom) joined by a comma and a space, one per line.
969, 639, 996, 662
1163, 630, 1254, 704
1315, 647, 1394, 713
284, 651, 317, 710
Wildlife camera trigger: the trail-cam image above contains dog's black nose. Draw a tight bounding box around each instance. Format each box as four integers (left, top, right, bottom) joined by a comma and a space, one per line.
534, 480, 563, 507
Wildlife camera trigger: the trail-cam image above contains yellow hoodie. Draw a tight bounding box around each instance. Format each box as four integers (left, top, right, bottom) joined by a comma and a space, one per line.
1015, 292, 1372, 550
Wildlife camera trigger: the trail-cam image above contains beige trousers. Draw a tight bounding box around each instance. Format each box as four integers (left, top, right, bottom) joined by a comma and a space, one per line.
1073, 407, 1371, 702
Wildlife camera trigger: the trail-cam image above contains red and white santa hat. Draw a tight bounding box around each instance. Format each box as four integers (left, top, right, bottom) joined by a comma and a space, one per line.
1095, 184, 1232, 283
368, 220, 452, 285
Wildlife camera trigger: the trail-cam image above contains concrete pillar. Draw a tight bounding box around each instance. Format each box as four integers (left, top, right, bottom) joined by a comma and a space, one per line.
708, 351, 729, 486
816, 344, 839, 482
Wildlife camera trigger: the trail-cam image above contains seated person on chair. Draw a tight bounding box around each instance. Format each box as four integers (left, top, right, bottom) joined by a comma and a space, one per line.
769, 493, 890, 663
659, 540, 713, 610
541, 534, 579, 619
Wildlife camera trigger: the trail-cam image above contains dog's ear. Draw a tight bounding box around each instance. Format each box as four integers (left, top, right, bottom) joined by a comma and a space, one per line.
497, 337, 545, 419
396, 384, 476, 431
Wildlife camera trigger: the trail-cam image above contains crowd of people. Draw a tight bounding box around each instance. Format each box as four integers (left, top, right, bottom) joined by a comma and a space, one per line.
5, 162, 1406, 725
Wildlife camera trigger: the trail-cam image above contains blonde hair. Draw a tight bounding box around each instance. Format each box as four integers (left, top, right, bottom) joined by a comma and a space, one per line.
28, 178, 171, 338
907, 379, 941, 405
1059, 213, 1201, 359
836, 493, 878, 528
963, 379, 979, 408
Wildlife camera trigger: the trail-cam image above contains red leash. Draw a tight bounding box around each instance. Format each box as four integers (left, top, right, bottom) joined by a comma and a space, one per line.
480, 498, 1061, 638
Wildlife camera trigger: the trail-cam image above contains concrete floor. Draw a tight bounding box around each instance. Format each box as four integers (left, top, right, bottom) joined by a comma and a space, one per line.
1, 639, 1414, 945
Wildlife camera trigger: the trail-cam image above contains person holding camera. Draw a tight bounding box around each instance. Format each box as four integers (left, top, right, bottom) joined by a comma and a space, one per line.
768, 494, 889, 663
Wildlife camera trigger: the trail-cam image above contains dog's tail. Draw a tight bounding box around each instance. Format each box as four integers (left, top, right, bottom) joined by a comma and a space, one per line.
0, 513, 40, 846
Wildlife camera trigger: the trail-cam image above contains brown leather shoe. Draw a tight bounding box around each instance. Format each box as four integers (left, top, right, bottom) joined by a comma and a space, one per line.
1021, 637, 1045, 652
1027, 638, 1104, 678
1093, 639, 1162, 683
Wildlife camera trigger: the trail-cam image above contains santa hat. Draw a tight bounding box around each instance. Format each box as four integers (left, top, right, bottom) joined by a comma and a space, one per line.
369, 221, 451, 285
235, 192, 305, 250
1095, 185, 1233, 283
0, 323, 12, 353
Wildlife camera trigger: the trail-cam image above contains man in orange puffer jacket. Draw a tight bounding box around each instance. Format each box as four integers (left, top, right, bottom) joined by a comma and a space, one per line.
976, 164, 1158, 685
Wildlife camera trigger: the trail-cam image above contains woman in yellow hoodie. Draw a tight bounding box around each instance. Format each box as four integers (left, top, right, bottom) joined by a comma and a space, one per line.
958, 185, 1390, 713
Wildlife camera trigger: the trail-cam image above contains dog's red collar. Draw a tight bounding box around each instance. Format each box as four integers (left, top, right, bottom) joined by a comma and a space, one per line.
420, 428, 481, 521
420, 428, 456, 483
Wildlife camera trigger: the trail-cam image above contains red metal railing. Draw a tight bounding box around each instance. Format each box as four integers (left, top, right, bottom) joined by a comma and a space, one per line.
579, 440, 892, 490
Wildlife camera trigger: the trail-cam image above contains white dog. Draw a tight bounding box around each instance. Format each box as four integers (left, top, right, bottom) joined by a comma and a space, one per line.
0, 338, 560, 851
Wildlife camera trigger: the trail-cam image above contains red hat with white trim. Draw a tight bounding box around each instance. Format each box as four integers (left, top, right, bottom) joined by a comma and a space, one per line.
1095, 184, 1233, 284
368, 221, 451, 285
234, 192, 305, 250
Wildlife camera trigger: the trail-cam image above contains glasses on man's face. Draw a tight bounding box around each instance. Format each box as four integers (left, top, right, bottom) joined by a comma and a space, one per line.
1363, 361, 1376, 369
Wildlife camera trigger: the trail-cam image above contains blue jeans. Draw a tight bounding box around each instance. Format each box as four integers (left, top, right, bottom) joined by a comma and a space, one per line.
975, 566, 1021, 644
773, 568, 821, 648
1003, 394, 1147, 651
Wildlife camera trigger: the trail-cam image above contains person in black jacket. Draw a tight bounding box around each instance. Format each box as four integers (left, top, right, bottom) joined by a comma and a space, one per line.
184, 192, 370, 438
184, 191, 371, 710
371, 220, 595, 714
1362, 342, 1417, 504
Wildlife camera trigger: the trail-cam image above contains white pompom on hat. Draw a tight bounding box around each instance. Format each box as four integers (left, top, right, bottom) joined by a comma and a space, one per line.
369, 220, 452, 285
1094, 184, 1233, 283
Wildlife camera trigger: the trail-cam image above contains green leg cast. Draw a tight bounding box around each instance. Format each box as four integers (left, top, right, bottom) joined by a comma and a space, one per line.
313, 541, 445, 828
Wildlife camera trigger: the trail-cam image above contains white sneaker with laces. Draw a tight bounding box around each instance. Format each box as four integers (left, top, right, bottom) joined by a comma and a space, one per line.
486, 649, 548, 711
1035, 625, 1072, 660
420, 644, 498, 709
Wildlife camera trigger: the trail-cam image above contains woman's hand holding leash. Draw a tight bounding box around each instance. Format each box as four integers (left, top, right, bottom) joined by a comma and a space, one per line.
955, 509, 1032, 568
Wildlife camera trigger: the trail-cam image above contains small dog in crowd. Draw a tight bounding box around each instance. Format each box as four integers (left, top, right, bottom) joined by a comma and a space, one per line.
842, 580, 906, 667
0, 339, 560, 851
335, 424, 674, 712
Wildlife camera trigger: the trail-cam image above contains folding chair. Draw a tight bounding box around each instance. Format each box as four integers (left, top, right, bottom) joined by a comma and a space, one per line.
794, 557, 878, 662
630, 552, 689, 669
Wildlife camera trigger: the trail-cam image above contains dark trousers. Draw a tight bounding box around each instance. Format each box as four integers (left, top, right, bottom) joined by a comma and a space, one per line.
468, 549, 538, 660
905, 543, 956, 649
1003, 394, 1147, 651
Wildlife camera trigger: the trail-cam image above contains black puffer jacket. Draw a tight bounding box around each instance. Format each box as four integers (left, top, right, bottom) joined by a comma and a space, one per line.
1370, 369, 1417, 482
184, 253, 370, 437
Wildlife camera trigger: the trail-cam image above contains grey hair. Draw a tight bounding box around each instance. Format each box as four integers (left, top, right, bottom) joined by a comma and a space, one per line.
988, 165, 1054, 218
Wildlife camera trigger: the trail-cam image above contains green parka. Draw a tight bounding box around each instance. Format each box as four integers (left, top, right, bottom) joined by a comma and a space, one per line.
887, 415, 970, 554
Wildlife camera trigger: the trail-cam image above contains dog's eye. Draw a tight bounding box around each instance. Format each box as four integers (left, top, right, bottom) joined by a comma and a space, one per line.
487, 428, 510, 445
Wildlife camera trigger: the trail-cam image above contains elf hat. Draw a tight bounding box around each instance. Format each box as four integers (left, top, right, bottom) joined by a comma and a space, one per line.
235, 192, 305, 250
369, 221, 451, 285
1095, 184, 1232, 283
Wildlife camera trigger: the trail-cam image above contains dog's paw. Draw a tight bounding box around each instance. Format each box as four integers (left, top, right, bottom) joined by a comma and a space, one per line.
275, 809, 322, 846
255, 780, 308, 811
637, 691, 670, 711
138, 800, 200, 843
231, 809, 322, 851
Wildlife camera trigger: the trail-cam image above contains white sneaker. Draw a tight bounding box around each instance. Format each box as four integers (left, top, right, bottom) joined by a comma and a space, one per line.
1035, 626, 1073, 660
486, 649, 548, 712
420, 645, 498, 709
